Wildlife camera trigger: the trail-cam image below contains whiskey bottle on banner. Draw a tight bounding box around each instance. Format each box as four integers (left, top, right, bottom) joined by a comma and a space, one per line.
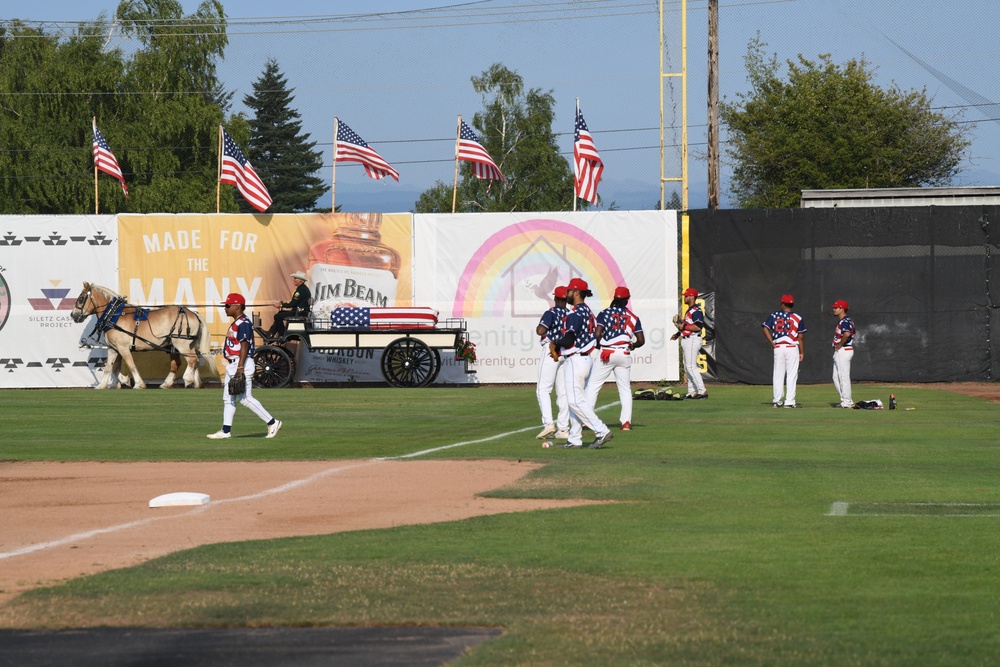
308, 213, 401, 320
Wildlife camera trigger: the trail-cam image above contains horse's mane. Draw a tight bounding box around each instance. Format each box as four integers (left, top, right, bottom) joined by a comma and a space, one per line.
89, 284, 122, 300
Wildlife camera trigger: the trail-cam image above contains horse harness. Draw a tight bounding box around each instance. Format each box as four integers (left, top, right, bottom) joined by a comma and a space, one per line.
85, 292, 199, 353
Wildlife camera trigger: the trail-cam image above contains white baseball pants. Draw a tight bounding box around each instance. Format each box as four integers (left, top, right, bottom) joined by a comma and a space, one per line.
536, 343, 569, 430
772, 345, 800, 406
585, 348, 633, 425
832, 347, 854, 407
561, 353, 609, 446
680, 335, 706, 396
223, 358, 274, 427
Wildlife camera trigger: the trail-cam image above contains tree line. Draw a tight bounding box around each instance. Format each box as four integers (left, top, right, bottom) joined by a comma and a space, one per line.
0, 3, 970, 214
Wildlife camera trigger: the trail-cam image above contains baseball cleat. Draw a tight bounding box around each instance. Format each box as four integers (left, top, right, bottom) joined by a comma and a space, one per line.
554, 429, 570, 439
536, 423, 557, 439
620, 421, 631, 431
772, 402, 781, 408
562, 442, 583, 448
589, 431, 614, 449
207, 430, 231, 439
265, 420, 283, 438
693, 392, 708, 399
783, 403, 799, 408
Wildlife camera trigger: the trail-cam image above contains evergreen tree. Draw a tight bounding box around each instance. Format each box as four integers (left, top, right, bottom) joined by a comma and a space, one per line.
415, 63, 574, 213
242, 58, 328, 213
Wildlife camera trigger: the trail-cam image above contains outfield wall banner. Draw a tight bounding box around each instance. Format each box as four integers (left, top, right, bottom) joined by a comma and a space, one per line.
0, 216, 119, 388
117, 213, 413, 383
413, 211, 679, 383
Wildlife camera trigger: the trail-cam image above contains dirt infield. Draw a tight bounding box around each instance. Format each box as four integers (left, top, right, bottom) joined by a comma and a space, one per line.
0, 459, 593, 606
916, 382, 1000, 402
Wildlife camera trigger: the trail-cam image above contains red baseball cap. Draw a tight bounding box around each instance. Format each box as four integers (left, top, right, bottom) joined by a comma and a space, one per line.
223, 293, 246, 306
831, 299, 849, 310
553, 286, 568, 299
683, 287, 698, 297
567, 278, 589, 292
781, 294, 795, 305
614, 286, 630, 299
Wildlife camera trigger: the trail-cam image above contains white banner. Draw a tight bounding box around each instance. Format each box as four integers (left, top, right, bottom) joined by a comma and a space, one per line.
413, 211, 679, 383
0, 216, 119, 388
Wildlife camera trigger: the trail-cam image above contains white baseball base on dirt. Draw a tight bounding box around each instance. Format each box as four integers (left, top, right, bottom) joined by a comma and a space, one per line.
149, 492, 210, 508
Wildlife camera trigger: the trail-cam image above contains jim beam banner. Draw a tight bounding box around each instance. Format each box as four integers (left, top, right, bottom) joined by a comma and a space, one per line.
116, 213, 413, 383
413, 210, 679, 383
697, 291, 717, 380
0, 216, 119, 388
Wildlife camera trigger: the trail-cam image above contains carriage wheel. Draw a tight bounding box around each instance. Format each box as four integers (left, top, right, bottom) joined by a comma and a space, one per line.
380, 338, 441, 388
253, 345, 294, 389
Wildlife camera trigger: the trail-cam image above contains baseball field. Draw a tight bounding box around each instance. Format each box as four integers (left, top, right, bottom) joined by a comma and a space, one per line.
1, 382, 999, 666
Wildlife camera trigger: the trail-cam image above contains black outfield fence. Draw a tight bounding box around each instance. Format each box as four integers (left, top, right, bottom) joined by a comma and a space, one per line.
688, 206, 1000, 383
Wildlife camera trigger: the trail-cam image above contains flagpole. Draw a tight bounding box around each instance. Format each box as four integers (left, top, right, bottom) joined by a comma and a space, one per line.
92, 117, 99, 215
452, 115, 462, 214
331, 117, 338, 212
216, 124, 222, 214
572, 99, 579, 212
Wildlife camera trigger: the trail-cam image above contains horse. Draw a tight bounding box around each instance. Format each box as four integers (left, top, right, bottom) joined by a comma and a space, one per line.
71, 282, 212, 389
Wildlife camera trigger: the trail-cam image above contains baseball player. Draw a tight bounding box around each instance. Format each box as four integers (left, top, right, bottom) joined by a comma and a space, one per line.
831, 299, 855, 408
587, 286, 645, 430
762, 294, 807, 408
207, 293, 282, 439
553, 278, 614, 449
670, 287, 707, 399
535, 285, 570, 439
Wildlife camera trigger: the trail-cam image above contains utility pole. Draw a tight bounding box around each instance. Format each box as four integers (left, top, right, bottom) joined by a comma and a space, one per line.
707, 0, 720, 209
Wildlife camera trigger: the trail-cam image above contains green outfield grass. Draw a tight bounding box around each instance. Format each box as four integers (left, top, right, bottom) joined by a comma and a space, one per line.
2, 383, 1000, 665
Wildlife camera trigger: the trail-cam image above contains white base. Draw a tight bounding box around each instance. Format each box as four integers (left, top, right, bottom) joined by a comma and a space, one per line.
149, 491, 211, 508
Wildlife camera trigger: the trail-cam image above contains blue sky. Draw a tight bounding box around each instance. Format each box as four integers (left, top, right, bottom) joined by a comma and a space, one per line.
11, 1, 1000, 211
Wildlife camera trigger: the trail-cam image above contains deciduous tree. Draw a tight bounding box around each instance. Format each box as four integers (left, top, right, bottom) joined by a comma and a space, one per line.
415, 63, 574, 213
721, 38, 970, 208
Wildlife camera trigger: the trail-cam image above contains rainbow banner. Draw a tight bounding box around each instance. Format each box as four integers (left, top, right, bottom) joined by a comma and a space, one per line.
414, 211, 678, 383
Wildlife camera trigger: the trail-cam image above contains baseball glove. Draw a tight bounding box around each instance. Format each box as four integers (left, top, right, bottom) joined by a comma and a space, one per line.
548, 342, 560, 361
672, 313, 685, 330
228, 371, 246, 396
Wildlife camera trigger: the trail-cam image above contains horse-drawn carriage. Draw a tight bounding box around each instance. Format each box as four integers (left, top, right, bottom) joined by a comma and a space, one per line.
71, 282, 474, 389
251, 306, 476, 389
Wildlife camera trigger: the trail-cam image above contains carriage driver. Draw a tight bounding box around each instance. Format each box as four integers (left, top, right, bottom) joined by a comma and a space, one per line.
266, 271, 311, 339
207, 293, 282, 440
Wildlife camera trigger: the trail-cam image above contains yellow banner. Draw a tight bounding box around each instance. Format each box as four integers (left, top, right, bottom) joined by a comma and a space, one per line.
117, 213, 413, 377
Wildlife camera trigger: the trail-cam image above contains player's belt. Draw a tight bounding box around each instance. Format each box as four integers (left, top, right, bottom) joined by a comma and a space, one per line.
774, 343, 797, 347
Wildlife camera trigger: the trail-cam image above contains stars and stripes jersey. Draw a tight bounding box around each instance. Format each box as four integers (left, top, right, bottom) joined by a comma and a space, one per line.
223, 315, 255, 362
562, 302, 598, 356
833, 316, 855, 348
762, 311, 806, 346
596, 305, 642, 348
681, 304, 705, 339
538, 305, 569, 344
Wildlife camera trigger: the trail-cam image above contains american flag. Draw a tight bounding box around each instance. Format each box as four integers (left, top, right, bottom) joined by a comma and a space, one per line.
335, 119, 400, 182
92, 121, 128, 197
573, 105, 604, 205
220, 127, 273, 212
331, 307, 439, 330
457, 120, 505, 182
